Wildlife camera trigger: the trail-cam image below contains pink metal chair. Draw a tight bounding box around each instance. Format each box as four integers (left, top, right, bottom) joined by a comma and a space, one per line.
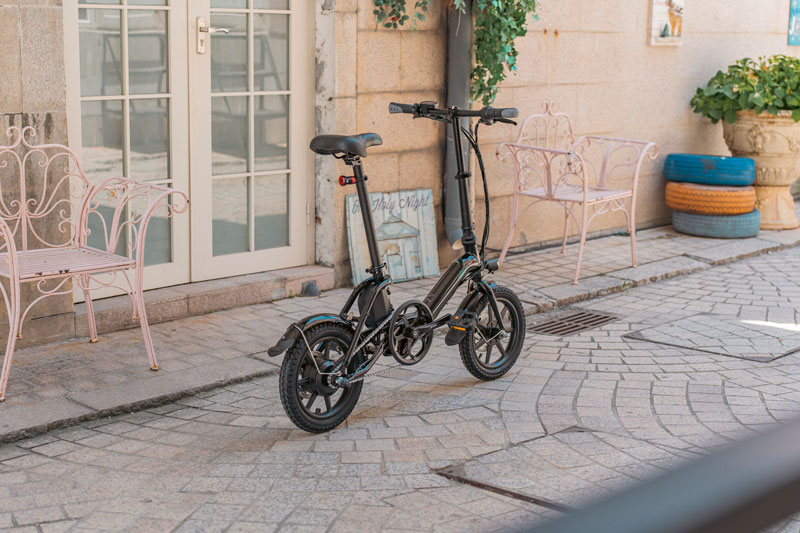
496, 102, 658, 284
0, 127, 189, 401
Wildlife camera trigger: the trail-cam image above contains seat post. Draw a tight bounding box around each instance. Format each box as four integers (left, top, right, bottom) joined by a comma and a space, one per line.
351, 160, 383, 277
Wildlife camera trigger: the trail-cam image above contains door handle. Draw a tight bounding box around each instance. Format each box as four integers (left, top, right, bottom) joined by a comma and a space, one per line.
196, 17, 230, 54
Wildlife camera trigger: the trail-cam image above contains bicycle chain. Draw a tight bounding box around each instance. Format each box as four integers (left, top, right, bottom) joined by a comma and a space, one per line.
347, 313, 402, 384
353, 312, 393, 356
355, 361, 404, 383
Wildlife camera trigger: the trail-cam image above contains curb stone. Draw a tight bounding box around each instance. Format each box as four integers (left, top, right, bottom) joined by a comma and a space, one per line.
0, 361, 279, 444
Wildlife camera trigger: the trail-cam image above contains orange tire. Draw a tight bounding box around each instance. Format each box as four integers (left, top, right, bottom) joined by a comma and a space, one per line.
665, 182, 756, 215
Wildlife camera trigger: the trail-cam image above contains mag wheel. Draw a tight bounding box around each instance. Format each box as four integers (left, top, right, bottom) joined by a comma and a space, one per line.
279, 323, 364, 433
459, 286, 525, 380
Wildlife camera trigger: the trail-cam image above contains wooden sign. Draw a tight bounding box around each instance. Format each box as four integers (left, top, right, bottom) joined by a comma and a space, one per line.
346, 188, 440, 285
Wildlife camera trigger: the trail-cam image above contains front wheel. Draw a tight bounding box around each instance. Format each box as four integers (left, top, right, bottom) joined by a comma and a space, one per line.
279, 323, 364, 433
459, 286, 526, 380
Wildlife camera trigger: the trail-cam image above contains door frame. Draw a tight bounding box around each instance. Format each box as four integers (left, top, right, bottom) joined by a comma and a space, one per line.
63, 0, 316, 295
187, 0, 315, 282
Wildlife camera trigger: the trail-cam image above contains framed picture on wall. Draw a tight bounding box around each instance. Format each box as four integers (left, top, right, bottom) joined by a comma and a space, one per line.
790, 0, 800, 45
345, 188, 440, 285
649, 0, 683, 46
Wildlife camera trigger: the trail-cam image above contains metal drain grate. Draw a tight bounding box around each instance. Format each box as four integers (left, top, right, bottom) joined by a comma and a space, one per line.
529, 310, 617, 336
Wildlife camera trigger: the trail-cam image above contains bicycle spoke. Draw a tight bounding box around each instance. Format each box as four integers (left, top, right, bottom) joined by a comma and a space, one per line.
306, 393, 317, 410
485, 343, 493, 364
496, 341, 507, 358
324, 395, 332, 411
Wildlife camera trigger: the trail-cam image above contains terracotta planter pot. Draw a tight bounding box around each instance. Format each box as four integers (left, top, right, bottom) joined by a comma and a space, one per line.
722, 110, 800, 230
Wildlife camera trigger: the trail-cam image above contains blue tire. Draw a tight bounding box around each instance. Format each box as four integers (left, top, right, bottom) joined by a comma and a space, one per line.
672, 210, 761, 239
664, 153, 755, 186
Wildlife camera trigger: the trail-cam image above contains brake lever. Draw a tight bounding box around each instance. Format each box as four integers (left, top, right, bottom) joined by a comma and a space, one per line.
479, 118, 517, 126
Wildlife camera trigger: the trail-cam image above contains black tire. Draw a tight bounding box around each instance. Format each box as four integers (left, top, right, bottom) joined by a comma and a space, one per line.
279, 323, 364, 433
459, 286, 525, 380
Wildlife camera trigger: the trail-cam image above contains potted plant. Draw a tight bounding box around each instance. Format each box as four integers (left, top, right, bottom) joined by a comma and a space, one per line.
691, 55, 800, 230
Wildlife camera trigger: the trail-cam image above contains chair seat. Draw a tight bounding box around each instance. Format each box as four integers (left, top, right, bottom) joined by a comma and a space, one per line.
0, 247, 135, 280
521, 185, 632, 204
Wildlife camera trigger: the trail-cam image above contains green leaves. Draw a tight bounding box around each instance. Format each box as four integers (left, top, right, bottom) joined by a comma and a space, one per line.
690, 55, 800, 124
470, 0, 538, 104
373, 0, 429, 29
372, 0, 538, 105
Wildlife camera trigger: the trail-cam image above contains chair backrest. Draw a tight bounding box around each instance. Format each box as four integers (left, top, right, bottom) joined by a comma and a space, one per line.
499, 101, 586, 199
515, 101, 576, 151
0, 127, 91, 251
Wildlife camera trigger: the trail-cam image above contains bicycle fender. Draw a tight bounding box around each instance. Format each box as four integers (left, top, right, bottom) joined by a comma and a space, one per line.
267, 314, 354, 357
456, 284, 494, 313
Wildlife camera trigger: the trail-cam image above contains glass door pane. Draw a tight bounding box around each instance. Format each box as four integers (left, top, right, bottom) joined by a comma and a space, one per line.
208, 0, 291, 258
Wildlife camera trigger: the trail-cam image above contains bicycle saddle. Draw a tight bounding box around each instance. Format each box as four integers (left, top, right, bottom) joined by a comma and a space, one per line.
309, 133, 382, 157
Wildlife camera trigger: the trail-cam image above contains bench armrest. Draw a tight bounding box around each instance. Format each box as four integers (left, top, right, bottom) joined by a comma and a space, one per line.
78, 177, 189, 265
571, 136, 658, 190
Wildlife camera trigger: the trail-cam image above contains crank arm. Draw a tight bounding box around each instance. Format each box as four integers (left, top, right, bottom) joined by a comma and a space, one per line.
410, 313, 452, 336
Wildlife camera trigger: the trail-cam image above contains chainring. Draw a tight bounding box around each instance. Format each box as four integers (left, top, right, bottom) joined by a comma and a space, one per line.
387, 300, 434, 365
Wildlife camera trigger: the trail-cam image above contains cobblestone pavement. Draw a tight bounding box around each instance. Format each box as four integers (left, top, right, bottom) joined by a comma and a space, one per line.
6, 219, 800, 440
5, 249, 800, 531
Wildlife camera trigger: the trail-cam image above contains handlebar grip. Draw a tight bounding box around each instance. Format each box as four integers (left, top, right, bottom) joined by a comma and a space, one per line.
389, 102, 416, 114
481, 107, 519, 120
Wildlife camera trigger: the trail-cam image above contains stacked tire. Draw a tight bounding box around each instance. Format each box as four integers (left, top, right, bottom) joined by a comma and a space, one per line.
664, 154, 759, 238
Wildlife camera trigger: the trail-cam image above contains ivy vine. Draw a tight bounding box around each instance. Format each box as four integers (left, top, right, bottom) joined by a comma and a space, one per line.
371, 0, 539, 105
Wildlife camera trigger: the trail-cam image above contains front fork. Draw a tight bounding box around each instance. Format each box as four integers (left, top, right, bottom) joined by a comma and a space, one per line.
477, 279, 504, 327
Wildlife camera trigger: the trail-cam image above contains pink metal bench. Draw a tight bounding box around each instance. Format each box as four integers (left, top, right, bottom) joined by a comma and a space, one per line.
497, 102, 658, 283
0, 126, 188, 401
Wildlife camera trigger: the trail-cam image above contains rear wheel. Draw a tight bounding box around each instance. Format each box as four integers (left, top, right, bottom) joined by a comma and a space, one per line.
279, 323, 364, 433
459, 286, 525, 380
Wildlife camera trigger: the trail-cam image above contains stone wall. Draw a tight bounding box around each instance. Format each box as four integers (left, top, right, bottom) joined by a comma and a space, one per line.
318, 1, 798, 285
0, 0, 73, 344
477, 1, 799, 252
316, 0, 449, 286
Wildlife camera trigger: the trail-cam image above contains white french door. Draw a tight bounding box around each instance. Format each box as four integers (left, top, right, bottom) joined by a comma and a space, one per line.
66, 0, 313, 290
188, 0, 312, 281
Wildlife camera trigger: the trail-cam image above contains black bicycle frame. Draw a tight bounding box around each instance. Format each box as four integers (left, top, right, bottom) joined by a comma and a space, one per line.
336, 106, 505, 376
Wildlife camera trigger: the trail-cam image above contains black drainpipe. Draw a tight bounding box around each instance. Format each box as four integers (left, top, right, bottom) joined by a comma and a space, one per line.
444, 1, 472, 248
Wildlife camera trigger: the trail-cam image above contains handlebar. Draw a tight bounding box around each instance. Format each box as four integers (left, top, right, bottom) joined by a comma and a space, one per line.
389, 101, 518, 123
388, 102, 415, 114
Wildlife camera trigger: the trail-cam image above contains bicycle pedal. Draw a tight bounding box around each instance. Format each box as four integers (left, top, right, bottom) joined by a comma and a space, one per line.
445, 310, 477, 346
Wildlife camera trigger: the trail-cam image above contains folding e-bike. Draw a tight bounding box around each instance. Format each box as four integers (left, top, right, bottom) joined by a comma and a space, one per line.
268, 102, 525, 433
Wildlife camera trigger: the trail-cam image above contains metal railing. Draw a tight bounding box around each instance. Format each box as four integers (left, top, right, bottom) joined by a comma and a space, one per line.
524, 419, 800, 533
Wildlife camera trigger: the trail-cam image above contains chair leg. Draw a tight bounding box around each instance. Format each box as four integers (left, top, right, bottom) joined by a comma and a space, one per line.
561, 205, 570, 254
499, 192, 519, 266
133, 278, 158, 371
82, 277, 98, 343
573, 204, 590, 285
0, 284, 20, 402
629, 200, 637, 267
